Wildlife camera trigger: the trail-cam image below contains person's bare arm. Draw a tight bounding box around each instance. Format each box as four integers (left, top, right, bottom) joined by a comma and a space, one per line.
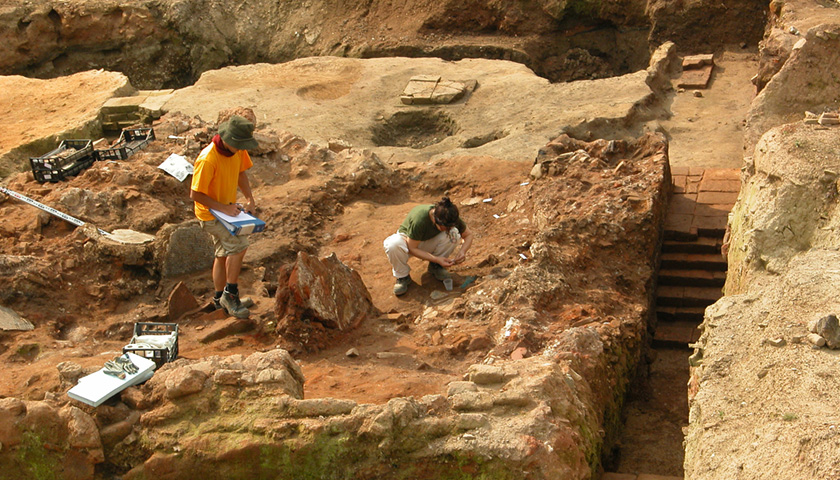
190, 190, 241, 216
238, 171, 256, 214
453, 228, 473, 264
406, 238, 455, 267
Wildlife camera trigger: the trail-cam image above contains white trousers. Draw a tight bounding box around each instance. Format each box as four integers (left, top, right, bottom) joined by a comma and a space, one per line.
383, 229, 460, 278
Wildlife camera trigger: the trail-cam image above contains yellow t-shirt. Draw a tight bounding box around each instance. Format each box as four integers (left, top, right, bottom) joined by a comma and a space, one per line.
191, 142, 253, 221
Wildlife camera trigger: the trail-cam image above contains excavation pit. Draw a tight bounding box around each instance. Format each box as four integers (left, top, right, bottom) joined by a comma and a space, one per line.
371, 110, 458, 149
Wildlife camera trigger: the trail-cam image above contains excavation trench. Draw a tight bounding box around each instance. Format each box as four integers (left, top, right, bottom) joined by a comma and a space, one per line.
0, 1, 765, 478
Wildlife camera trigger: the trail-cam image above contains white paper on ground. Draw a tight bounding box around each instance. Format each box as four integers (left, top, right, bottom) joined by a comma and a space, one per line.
67, 353, 156, 407
157, 154, 193, 182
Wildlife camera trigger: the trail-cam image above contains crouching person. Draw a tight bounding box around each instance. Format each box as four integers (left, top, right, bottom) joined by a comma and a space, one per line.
383, 197, 473, 296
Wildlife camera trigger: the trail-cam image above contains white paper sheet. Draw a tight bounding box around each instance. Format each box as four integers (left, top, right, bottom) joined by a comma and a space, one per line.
157, 154, 194, 182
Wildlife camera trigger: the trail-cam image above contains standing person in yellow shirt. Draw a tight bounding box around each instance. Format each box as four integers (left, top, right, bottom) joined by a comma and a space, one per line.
190, 115, 259, 318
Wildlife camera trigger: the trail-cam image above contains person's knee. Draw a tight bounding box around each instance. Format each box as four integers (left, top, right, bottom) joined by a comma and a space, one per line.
383, 234, 407, 254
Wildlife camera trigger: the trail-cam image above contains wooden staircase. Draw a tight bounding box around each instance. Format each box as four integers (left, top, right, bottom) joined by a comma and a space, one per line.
653, 167, 740, 348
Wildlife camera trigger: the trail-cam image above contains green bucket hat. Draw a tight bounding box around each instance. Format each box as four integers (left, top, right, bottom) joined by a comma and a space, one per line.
219, 115, 259, 151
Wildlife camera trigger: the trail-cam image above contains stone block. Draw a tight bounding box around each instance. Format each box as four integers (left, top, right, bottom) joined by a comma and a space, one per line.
678, 64, 713, 88
671, 174, 688, 193
103, 112, 140, 123
167, 282, 200, 322
655, 320, 701, 345
139, 94, 174, 118
701, 168, 739, 181
401, 76, 473, 105
402, 77, 438, 104
430, 80, 467, 104
685, 178, 701, 194
682, 54, 714, 69
699, 179, 741, 193
0, 305, 34, 331
101, 95, 148, 114
155, 221, 214, 277
696, 191, 739, 205
669, 193, 697, 215
199, 318, 255, 344
664, 213, 695, 236
694, 203, 731, 217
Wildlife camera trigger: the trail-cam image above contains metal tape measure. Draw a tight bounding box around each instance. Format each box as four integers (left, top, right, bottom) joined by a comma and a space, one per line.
0, 186, 110, 236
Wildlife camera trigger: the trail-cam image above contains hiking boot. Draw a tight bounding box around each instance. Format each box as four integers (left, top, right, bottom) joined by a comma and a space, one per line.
393, 276, 411, 296
215, 295, 254, 310
427, 262, 452, 281
220, 291, 251, 319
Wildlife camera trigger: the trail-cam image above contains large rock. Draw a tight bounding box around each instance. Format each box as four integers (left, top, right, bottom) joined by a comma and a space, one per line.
0, 399, 103, 480
687, 75, 840, 477
745, 24, 840, 152
154, 221, 214, 277
725, 123, 840, 292
0, 305, 34, 331
274, 252, 377, 350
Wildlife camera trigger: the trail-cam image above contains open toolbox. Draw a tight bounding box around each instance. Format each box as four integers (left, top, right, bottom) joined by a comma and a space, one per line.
29, 139, 95, 183
122, 322, 178, 368
95, 127, 155, 161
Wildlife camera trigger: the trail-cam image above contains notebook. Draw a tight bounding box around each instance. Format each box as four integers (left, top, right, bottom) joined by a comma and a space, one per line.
210, 208, 266, 235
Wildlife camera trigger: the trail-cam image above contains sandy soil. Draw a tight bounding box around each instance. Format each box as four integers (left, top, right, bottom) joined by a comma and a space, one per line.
0, 39, 758, 480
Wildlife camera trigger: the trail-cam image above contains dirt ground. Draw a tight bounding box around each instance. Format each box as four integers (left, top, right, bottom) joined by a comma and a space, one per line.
0, 9, 759, 474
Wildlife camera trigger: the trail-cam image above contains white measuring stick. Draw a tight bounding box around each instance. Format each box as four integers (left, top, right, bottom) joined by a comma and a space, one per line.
0, 186, 110, 236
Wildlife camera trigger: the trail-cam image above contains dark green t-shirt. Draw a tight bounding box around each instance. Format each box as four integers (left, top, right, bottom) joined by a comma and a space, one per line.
398, 204, 467, 241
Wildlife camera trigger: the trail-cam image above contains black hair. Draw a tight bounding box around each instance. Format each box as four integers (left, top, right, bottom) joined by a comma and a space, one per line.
433, 196, 460, 228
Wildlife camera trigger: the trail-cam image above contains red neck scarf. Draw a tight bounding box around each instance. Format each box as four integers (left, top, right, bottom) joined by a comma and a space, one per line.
212, 134, 234, 157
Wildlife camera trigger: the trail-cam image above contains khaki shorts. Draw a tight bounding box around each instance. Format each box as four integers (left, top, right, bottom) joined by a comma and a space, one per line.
201, 220, 249, 257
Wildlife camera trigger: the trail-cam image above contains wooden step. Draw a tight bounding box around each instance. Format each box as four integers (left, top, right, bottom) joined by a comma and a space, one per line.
657, 306, 706, 322
663, 236, 722, 255
656, 285, 722, 307
658, 269, 726, 287
661, 252, 727, 271
653, 319, 702, 348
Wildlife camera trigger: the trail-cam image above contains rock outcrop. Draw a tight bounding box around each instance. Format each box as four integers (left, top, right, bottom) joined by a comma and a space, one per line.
687, 21, 840, 478
0, 71, 132, 176
745, 23, 840, 152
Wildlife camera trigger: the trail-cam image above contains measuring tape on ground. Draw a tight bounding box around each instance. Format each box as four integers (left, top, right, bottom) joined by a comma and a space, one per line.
0, 186, 110, 236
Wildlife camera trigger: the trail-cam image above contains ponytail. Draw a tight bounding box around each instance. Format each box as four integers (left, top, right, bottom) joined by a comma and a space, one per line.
433, 196, 460, 228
